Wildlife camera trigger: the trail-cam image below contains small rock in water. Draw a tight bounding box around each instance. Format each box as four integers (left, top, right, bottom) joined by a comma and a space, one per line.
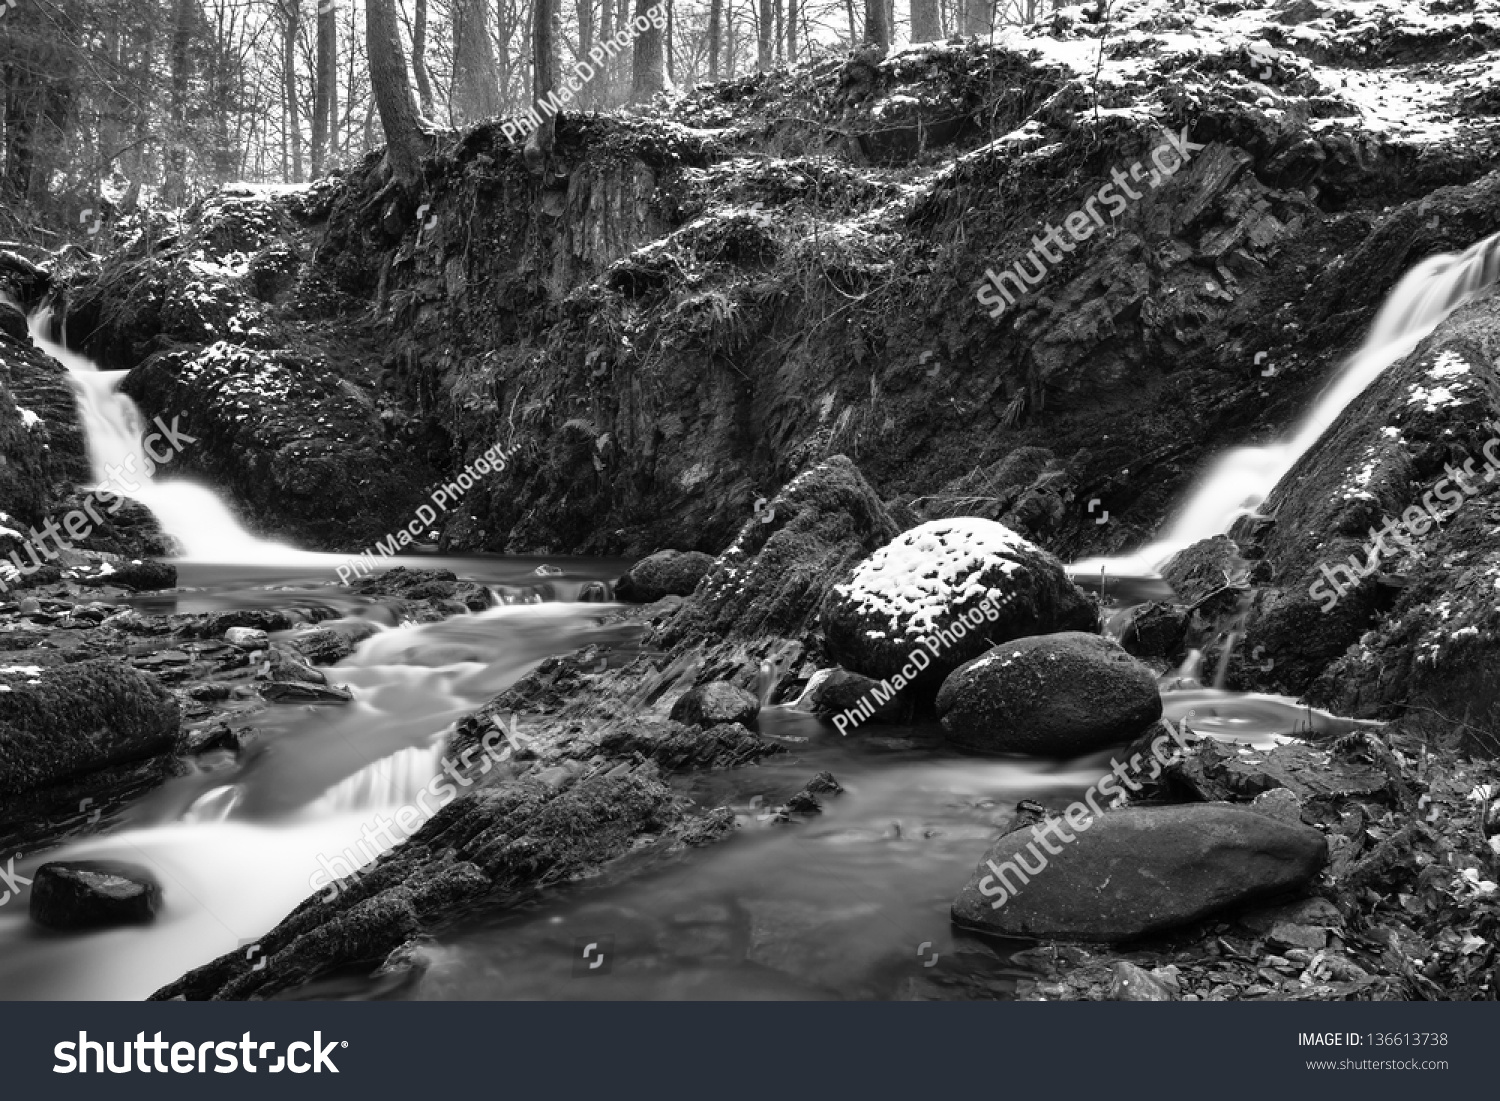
224, 626, 269, 650
669, 681, 760, 729
1109, 961, 1175, 1001
30, 860, 162, 930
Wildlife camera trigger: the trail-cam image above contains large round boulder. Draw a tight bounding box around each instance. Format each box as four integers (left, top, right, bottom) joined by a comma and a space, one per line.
30, 860, 163, 930
822, 518, 1096, 691
615, 550, 715, 603
951, 803, 1328, 942
936, 632, 1161, 756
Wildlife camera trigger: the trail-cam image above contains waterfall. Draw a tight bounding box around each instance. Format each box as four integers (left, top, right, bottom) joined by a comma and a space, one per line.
26, 310, 323, 564
1075, 228, 1500, 576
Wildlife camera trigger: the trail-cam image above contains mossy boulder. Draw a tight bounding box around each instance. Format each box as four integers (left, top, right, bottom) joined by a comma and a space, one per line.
0, 658, 180, 795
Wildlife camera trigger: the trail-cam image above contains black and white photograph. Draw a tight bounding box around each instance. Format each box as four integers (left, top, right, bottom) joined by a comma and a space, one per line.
0, 0, 1495, 1086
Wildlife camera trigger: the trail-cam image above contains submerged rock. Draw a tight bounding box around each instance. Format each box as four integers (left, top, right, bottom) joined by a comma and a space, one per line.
822, 518, 1096, 692
936, 632, 1161, 756
615, 550, 714, 602
30, 860, 162, 930
951, 804, 1328, 942
669, 681, 760, 728
0, 658, 180, 796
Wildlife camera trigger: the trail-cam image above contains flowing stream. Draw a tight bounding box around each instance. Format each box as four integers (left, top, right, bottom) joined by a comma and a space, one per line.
0, 232, 1491, 1000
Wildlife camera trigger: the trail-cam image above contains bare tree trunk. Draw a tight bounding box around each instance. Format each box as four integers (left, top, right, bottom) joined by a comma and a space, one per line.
962, 0, 990, 35
910, 0, 942, 41
786, 0, 798, 62
282, 0, 303, 183
525, 0, 560, 170
163, 0, 194, 203
708, 0, 723, 78
366, 0, 426, 189
667, 0, 675, 82
773, 0, 783, 63
630, 0, 669, 101
412, 0, 436, 117
846, 0, 858, 46
597, 0, 614, 103
865, 0, 890, 49
757, 0, 772, 71
453, 0, 503, 124
578, 0, 597, 107
313, 0, 338, 174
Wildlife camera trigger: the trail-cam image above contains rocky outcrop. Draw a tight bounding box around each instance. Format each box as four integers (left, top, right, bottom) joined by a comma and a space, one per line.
822, 518, 1096, 691
0, 658, 180, 797
29, 860, 162, 930
936, 632, 1162, 757
951, 804, 1328, 942
655, 455, 900, 647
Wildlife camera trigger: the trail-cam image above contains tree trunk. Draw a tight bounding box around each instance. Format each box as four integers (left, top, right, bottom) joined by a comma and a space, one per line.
846, 0, 858, 46
630, 0, 669, 102
412, 0, 436, 118
282, 0, 303, 183
597, 0, 614, 104
164, 0, 194, 203
757, 0, 772, 71
773, 0, 783, 63
578, 0, 597, 107
786, 0, 798, 62
313, 0, 338, 174
910, 0, 942, 41
865, 0, 890, 50
365, 0, 426, 189
452, 0, 503, 124
963, 0, 990, 36
708, 0, 723, 79
667, 0, 675, 82
525, 0, 560, 170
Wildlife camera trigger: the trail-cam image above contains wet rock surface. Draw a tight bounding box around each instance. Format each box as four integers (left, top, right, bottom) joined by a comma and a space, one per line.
937, 633, 1163, 757
29, 860, 163, 930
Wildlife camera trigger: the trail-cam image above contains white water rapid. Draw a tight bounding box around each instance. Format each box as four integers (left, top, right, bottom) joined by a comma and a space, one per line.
1073, 228, 1500, 577
27, 311, 324, 563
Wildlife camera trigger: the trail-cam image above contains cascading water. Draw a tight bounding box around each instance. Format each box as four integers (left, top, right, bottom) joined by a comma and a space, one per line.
1073, 228, 1500, 577
26, 311, 323, 564
0, 228, 1482, 1001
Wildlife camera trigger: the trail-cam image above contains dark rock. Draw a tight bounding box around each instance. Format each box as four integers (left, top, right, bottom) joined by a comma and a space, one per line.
286, 621, 381, 665
30, 860, 162, 930
669, 681, 760, 728
655, 456, 900, 646
951, 803, 1329, 942
586, 719, 782, 771
937, 632, 1162, 756
1116, 601, 1188, 663
82, 558, 176, 592
823, 518, 1096, 692
615, 550, 714, 602
0, 658, 180, 796
794, 667, 903, 726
